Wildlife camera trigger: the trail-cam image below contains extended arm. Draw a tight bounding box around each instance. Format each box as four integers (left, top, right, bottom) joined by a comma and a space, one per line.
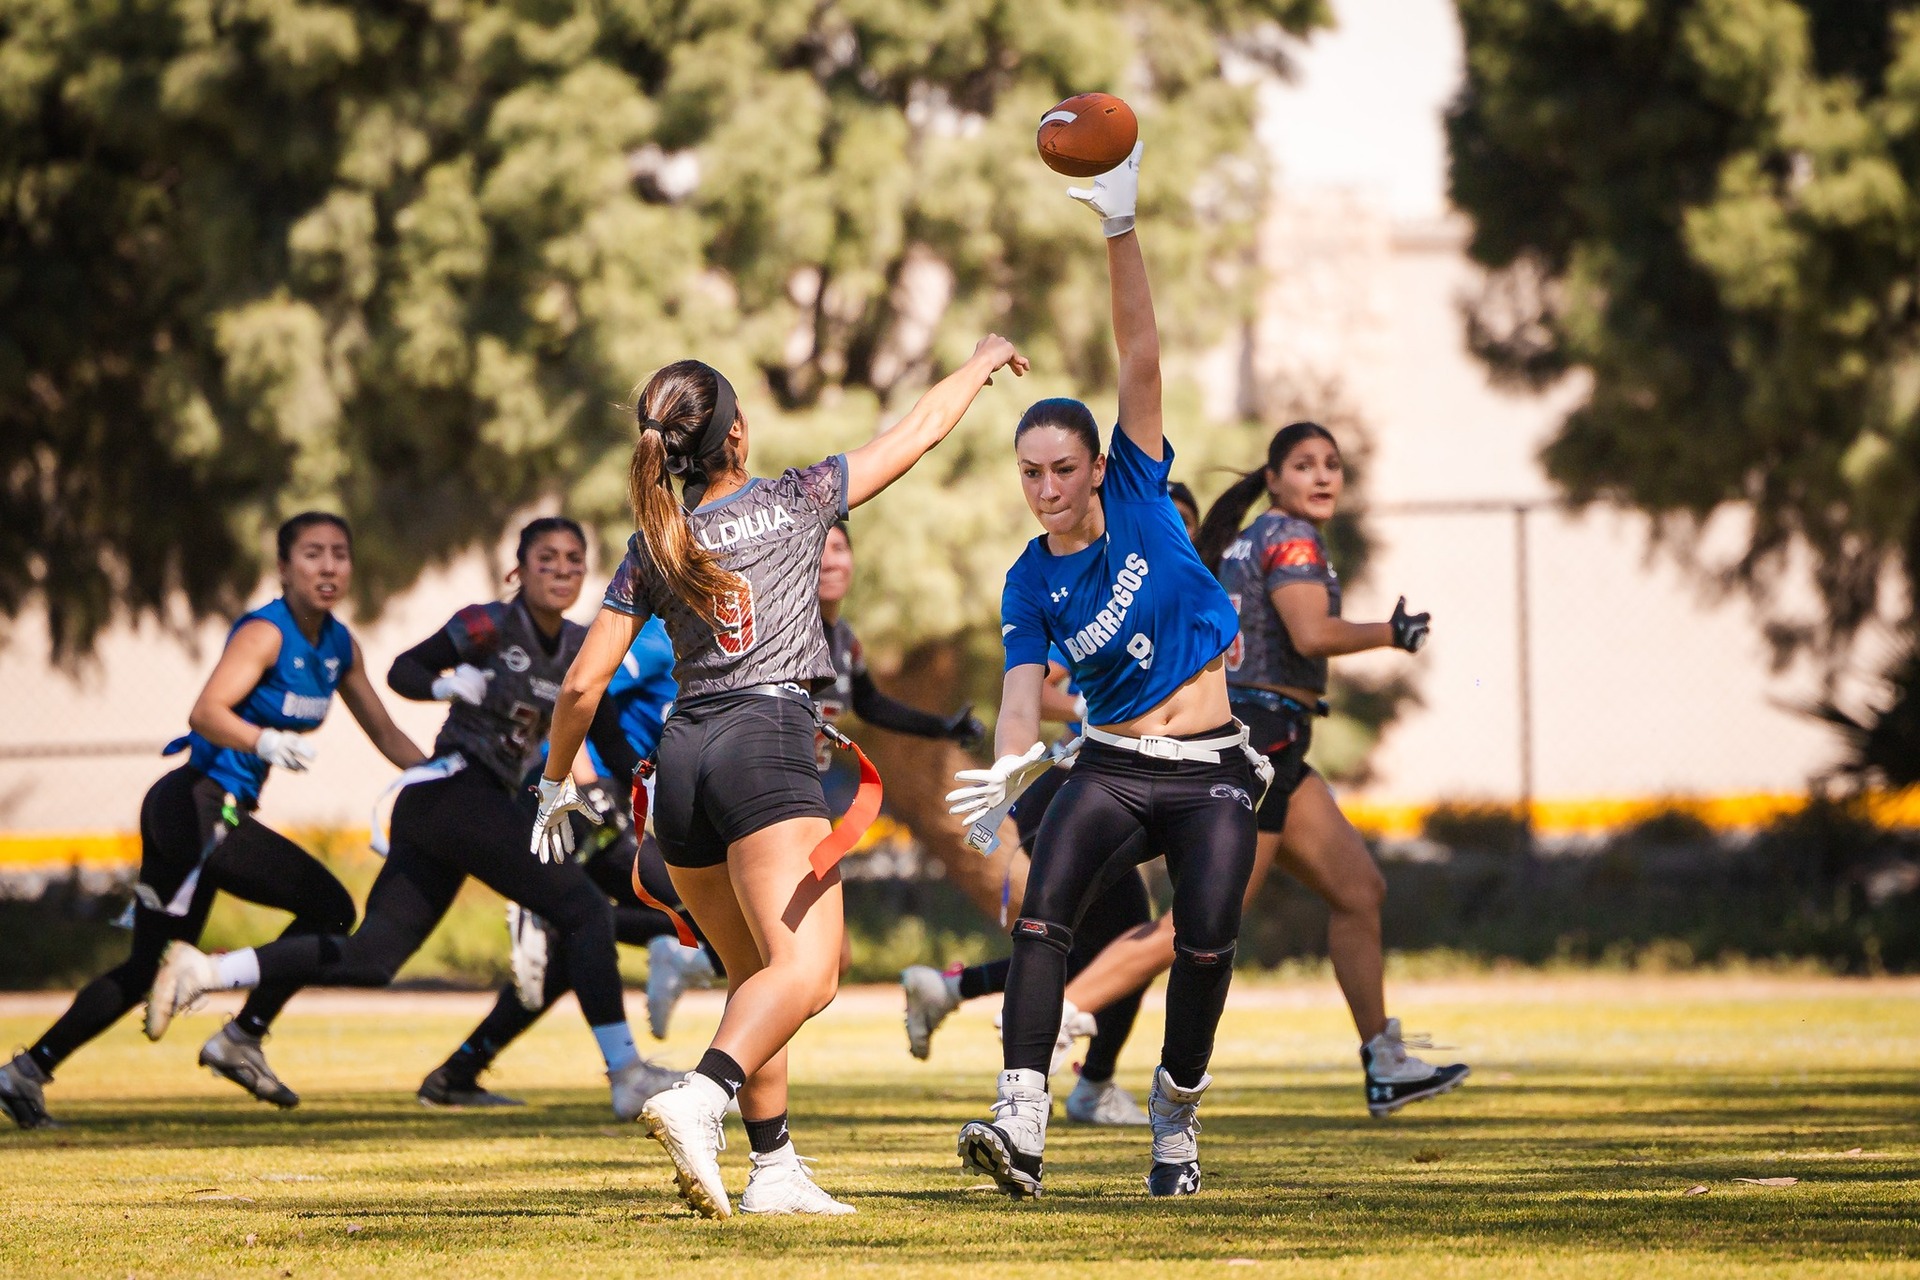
387, 631, 462, 701
186, 621, 285, 753
844, 335, 1029, 509
338, 641, 429, 769
1272, 583, 1392, 659
1068, 143, 1161, 458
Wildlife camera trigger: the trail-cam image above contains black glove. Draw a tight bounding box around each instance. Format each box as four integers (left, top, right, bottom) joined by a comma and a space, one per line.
1389, 596, 1431, 653
945, 703, 988, 751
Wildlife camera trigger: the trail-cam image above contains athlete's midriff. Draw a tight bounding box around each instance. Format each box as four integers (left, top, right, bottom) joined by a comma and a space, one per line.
1094, 654, 1231, 739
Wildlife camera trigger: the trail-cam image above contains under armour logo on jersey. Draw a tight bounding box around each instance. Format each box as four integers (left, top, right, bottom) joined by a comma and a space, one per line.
292, 657, 305, 669
1050, 587, 1071, 603
323, 657, 341, 676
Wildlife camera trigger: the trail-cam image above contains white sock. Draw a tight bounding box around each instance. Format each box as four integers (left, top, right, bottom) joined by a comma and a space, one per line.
942, 972, 963, 1002
214, 949, 261, 990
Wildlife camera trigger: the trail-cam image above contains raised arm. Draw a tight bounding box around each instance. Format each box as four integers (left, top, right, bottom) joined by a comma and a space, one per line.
844, 334, 1028, 509
1068, 143, 1161, 458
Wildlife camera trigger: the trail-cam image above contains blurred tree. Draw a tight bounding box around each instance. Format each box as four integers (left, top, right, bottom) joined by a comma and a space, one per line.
1, 0, 1325, 662
1448, 0, 1920, 682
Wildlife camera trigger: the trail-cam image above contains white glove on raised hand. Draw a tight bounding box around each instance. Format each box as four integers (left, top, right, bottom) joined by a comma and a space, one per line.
946, 742, 1050, 824
530, 776, 586, 863
254, 728, 317, 772
431, 663, 493, 706
1068, 141, 1142, 238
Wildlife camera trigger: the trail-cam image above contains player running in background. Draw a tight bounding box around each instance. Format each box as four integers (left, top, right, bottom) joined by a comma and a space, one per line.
952, 145, 1262, 1199
145, 518, 678, 1119
0, 514, 426, 1128
530, 339, 1026, 1218
1193, 422, 1467, 1115
414, 615, 722, 1106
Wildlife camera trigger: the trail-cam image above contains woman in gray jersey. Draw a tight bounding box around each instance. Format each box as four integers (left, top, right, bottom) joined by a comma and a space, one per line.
531, 337, 1027, 1219
1188, 421, 1469, 1116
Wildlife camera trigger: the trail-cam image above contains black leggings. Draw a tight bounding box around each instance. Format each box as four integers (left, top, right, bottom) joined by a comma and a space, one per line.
251, 769, 626, 1028
1002, 729, 1258, 1089
962, 867, 1151, 1083
442, 831, 724, 1076
29, 767, 355, 1074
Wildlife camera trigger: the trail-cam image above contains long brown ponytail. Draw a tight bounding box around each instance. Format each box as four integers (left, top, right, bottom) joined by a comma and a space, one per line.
1194, 421, 1338, 571
628, 360, 749, 627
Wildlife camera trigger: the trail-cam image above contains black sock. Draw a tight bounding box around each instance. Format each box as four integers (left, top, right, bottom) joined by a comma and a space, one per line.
694, 1048, 746, 1099
26, 1044, 58, 1078
744, 1111, 790, 1155
959, 958, 1010, 1002
233, 1012, 270, 1040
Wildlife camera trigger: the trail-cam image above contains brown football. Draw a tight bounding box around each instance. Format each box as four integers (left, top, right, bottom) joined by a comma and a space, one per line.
1036, 92, 1138, 178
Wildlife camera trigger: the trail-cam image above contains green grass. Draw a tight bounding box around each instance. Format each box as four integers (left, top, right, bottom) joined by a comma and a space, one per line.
3, 974, 1917, 1277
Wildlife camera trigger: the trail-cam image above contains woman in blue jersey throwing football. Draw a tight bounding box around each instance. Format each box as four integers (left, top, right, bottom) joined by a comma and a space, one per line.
0, 514, 426, 1129
950, 144, 1260, 1199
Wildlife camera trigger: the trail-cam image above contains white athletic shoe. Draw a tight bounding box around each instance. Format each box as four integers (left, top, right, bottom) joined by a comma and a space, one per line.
740, 1144, 856, 1215
901, 965, 960, 1060
645, 936, 717, 1040
1064, 1075, 1148, 1126
1362, 1017, 1470, 1117
991, 998, 1098, 1077
640, 1073, 733, 1219
145, 942, 218, 1041
506, 904, 550, 1012
609, 1057, 682, 1122
1146, 1066, 1209, 1197
199, 1022, 299, 1108
957, 1067, 1050, 1199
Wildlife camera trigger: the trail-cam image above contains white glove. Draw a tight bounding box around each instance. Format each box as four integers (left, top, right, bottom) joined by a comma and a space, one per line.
946, 742, 1049, 824
254, 728, 317, 772
431, 663, 493, 705
530, 776, 585, 863
1067, 141, 1141, 238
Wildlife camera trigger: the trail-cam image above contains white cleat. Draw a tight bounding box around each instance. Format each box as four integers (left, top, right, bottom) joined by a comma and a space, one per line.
639, 1074, 733, 1219
1362, 1017, 1471, 1117
901, 965, 960, 1061
646, 936, 717, 1040
506, 904, 550, 1012
1146, 1066, 1210, 1197
1064, 1074, 1148, 1126
145, 942, 218, 1041
740, 1143, 856, 1215
609, 1057, 682, 1122
957, 1067, 1050, 1199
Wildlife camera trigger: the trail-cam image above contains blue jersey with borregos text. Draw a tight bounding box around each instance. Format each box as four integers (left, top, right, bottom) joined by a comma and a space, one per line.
1000, 426, 1238, 726
173, 598, 354, 804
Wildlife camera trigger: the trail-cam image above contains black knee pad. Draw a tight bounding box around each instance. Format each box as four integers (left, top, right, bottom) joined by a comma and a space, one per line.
1012, 916, 1075, 957
1174, 938, 1237, 969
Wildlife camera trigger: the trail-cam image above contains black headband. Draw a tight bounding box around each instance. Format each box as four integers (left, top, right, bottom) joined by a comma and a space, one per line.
642, 364, 737, 483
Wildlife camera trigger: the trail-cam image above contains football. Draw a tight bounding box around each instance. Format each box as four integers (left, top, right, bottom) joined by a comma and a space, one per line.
1036, 92, 1138, 178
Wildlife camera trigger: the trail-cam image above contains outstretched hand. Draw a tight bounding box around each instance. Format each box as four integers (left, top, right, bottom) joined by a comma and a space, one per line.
1068, 141, 1142, 238
973, 333, 1030, 385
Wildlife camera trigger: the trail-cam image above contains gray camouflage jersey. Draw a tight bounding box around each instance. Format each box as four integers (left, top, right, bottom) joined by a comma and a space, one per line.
603, 456, 850, 701
1214, 510, 1342, 694
433, 600, 586, 787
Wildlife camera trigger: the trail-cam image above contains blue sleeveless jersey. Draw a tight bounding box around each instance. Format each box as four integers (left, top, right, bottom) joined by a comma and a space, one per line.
586, 617, 679, 776
1001, 426, 1238, 726
174, 598, 355, 803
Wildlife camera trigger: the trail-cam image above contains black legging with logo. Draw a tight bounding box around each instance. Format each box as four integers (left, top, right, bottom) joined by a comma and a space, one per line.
1001, 728, 1259, 1088
248, 768, 625, 1028
28, 767, 355, 1075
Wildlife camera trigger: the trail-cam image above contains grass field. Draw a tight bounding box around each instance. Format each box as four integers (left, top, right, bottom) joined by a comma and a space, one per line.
2, 973, 1917, 1278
